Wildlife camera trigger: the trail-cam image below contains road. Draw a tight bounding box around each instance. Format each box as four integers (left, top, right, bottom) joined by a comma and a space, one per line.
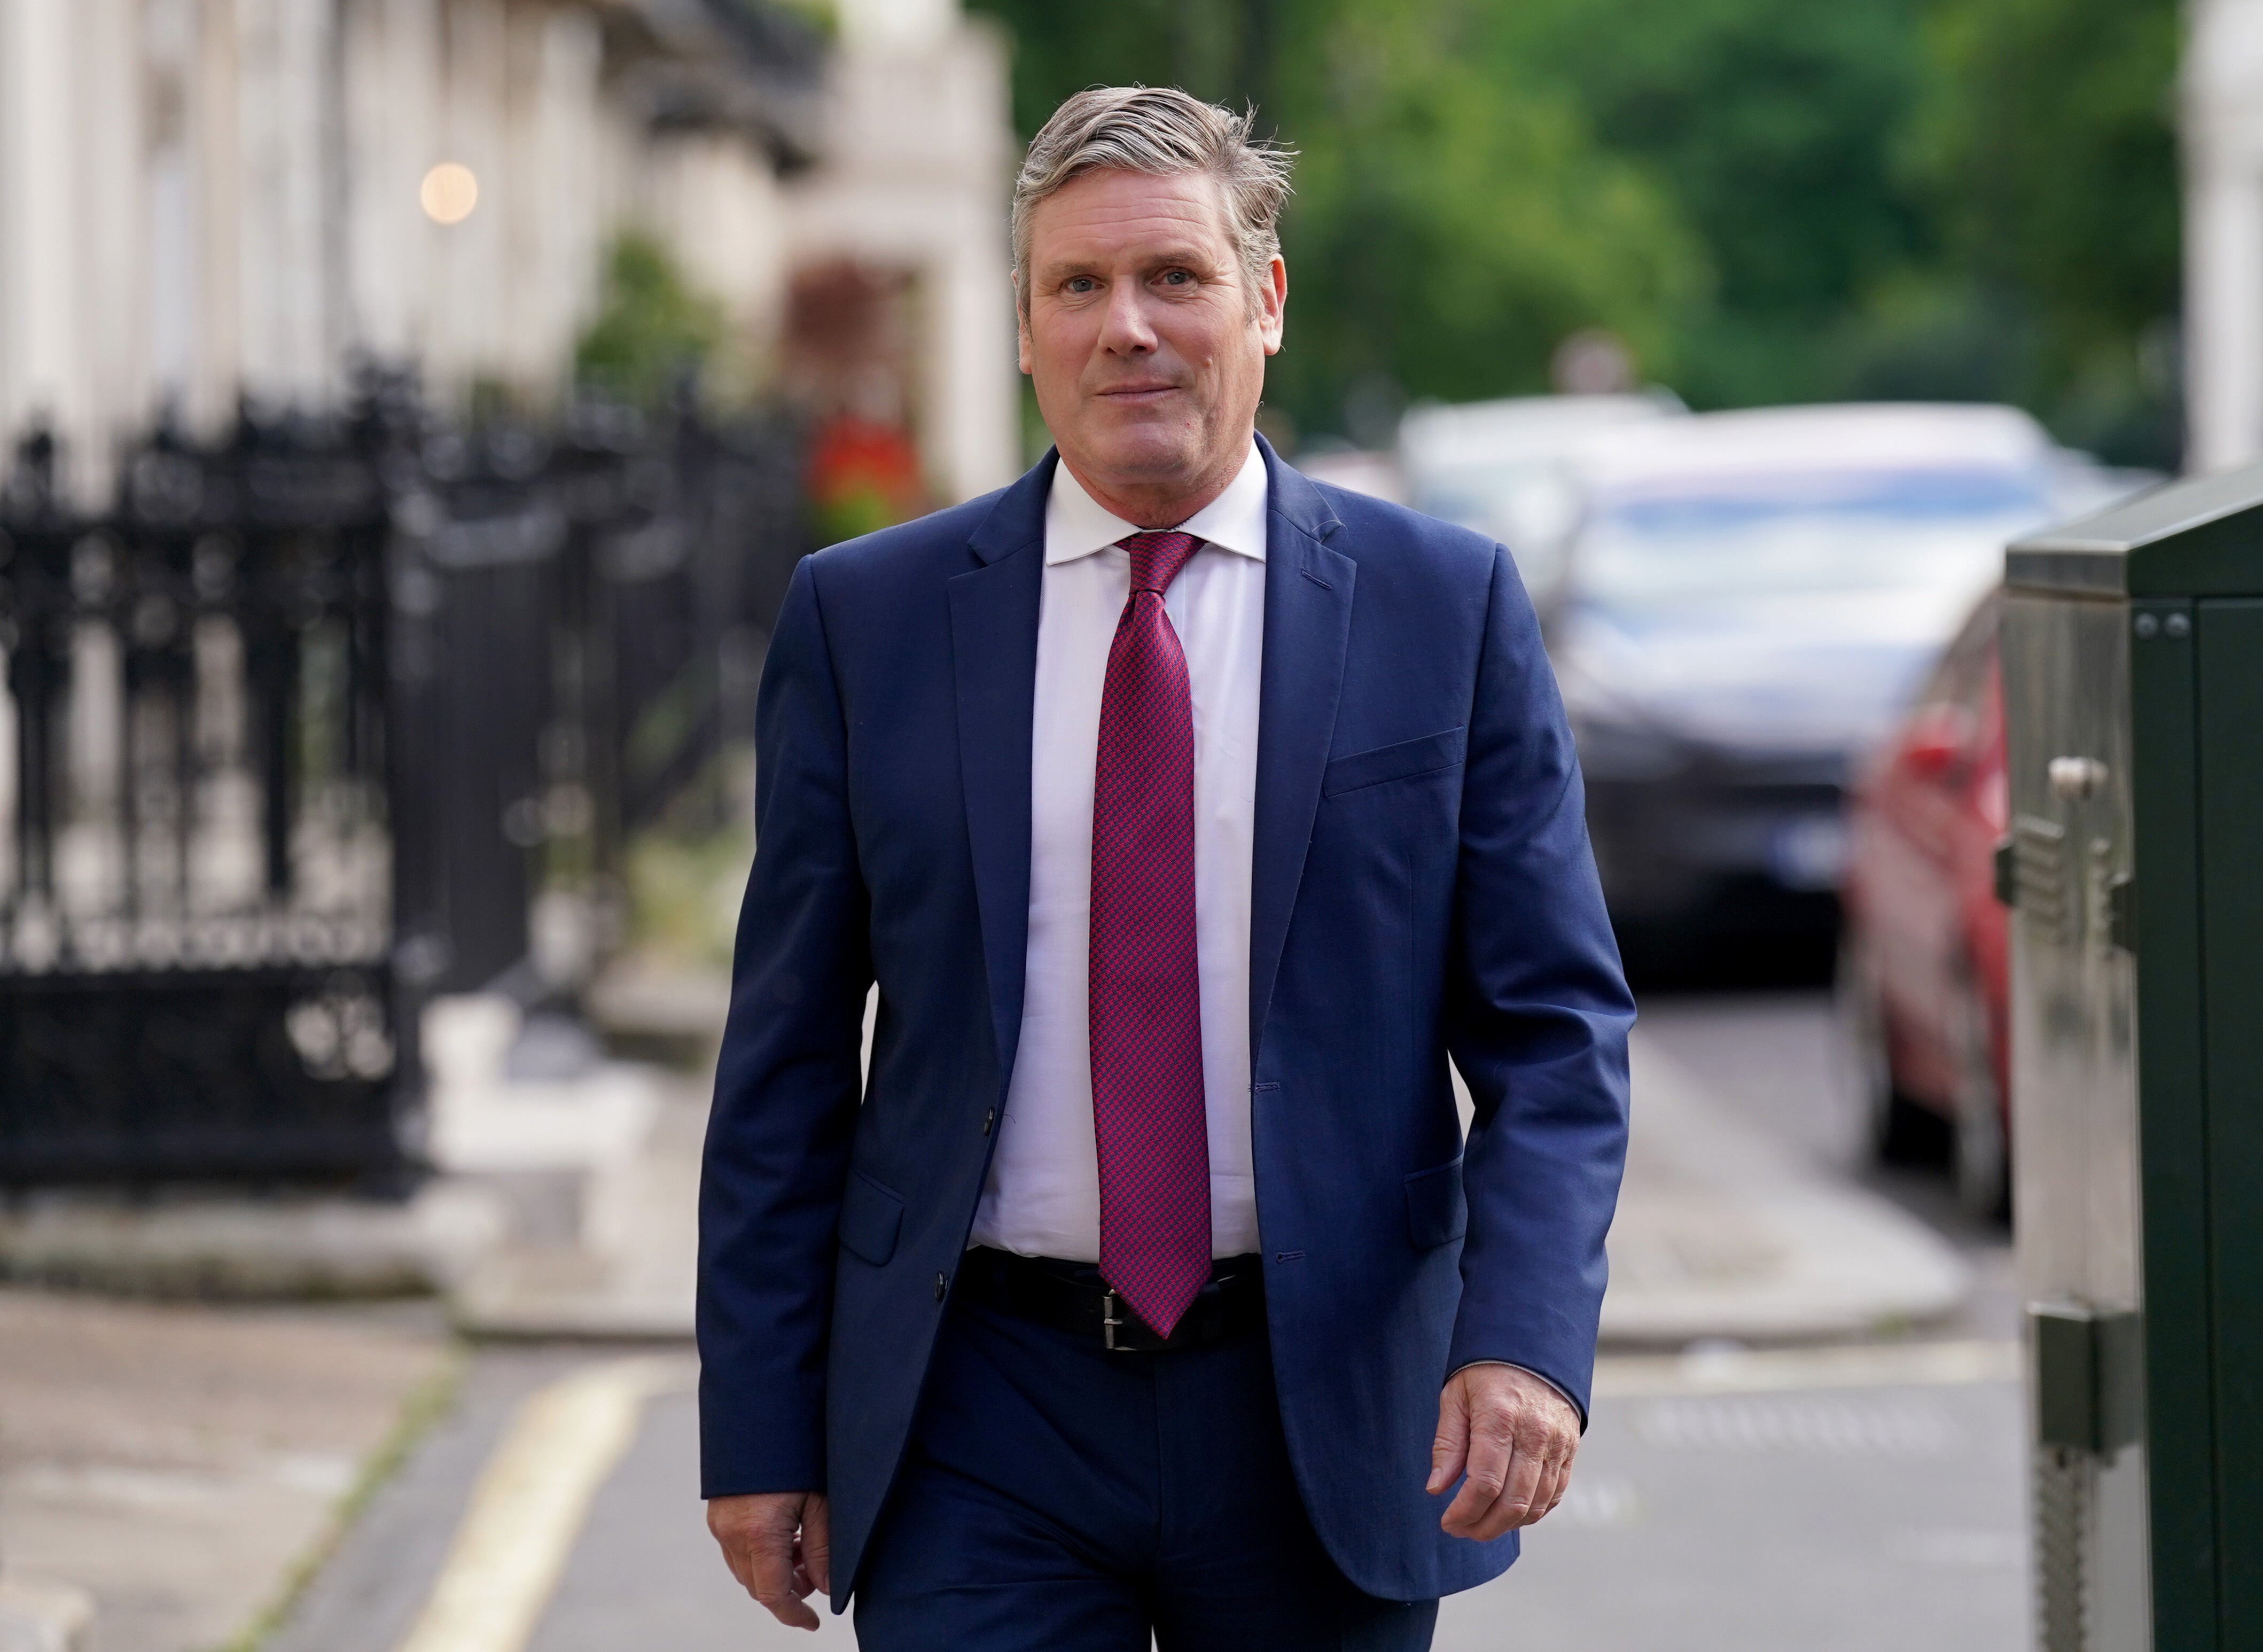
272, 992, 2029, 1651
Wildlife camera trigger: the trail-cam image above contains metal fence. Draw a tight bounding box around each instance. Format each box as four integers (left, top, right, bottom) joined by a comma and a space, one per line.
0, 377, 803, 1185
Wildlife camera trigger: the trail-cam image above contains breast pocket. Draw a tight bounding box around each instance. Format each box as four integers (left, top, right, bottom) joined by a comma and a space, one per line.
1322, 727, 1468, 798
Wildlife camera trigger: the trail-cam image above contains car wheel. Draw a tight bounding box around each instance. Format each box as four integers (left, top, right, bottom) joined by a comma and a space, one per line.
1835, 938, 1934, 1166
1948, 973, 2011, 1223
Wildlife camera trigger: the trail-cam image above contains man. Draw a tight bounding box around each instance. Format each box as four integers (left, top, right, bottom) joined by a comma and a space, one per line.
700, 87, 1632, 1649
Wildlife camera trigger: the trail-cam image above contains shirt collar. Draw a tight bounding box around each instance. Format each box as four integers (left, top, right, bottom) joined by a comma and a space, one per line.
1044, 439, 1269, 566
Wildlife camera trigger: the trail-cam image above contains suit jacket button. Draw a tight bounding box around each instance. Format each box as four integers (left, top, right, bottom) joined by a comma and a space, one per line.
934, 1272, 947, 1302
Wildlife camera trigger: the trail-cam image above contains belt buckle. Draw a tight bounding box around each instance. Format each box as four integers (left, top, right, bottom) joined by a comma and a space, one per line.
1102, 1289, 1130, 1352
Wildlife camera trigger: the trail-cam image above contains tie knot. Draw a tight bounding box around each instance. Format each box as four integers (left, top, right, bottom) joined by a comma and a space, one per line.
1119, 531, 1202, 596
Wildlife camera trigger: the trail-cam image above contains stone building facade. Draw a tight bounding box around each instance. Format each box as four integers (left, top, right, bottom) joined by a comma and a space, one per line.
0, 0, 1016, 504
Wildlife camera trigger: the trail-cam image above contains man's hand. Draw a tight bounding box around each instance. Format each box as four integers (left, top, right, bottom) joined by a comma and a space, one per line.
708, 1491, 831, 1630
1427, 1365, 1580, 1540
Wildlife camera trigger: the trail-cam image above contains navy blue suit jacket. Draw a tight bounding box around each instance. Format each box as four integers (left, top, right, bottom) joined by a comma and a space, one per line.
698, 437, 1634, 1606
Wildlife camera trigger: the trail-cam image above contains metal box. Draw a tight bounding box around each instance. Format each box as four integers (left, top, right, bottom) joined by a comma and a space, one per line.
2004, 465, 2263, 1651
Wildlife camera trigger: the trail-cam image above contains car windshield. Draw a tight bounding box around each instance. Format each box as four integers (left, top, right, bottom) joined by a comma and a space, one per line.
1574, 468, 2049, 606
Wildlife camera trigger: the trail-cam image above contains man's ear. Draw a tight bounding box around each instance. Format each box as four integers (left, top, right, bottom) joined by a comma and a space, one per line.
1014, 272, 1033, 376
1258, 254, 1288, 356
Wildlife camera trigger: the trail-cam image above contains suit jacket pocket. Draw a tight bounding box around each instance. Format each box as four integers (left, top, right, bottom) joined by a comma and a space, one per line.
1404, 1155, 1468, 1249
838, 1170, 905, 1266
1322, 727, 1468, 798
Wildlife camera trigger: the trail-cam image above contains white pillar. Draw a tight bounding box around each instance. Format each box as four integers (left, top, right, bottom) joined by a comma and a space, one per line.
236, 0, 342, 408
0, 0, 89, 484
642, 129, 788, 398
426, 0, 506, 404
924, 24, 1017, 501
342, 0, 443, 370
495, 1, 604, 399
192, 0, 247, 433
2184, 0, 2263, 472
837, 0, 955, 56
77, 0, 148, 487
147, 0, 205, 414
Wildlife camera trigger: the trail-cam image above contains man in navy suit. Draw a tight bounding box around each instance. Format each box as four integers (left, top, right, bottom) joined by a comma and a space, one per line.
699, 86, 1633, 1648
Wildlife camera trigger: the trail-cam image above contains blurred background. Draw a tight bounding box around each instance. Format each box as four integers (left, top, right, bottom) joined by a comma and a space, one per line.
0, 0, 2243, 1647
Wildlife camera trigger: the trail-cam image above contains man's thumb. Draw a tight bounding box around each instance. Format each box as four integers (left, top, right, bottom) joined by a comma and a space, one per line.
1427, 1381, 1471, 1494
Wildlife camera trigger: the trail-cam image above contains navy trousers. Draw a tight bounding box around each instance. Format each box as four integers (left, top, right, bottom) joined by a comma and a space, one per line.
852, 1297, 1440, 1651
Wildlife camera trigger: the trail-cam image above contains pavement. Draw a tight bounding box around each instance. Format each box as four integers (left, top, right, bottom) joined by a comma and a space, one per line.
0, 987, 2024, 1649
1598, 1031, 1971, 1344
0, 1288, 455, 1652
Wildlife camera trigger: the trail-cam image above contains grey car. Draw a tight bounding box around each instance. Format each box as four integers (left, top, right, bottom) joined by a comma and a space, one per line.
1548, 403, 2131, 979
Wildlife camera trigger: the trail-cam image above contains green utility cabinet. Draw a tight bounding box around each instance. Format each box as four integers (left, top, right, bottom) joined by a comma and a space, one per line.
2003, 466, 2263, 1652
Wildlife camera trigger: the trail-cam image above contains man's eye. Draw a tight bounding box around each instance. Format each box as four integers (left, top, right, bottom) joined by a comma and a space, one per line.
1065, 277, 1097, 294
1160, 270, 1192, 286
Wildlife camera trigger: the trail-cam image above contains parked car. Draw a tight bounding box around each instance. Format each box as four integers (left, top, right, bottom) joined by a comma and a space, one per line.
1838, 588, 2012, 1218
1398, 392, 1684, 602
1539, 402, 2154, 977
1551, 404, 2073, 977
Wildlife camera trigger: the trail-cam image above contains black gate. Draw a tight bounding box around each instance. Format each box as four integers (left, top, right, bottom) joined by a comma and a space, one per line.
0, 380, 804, 1185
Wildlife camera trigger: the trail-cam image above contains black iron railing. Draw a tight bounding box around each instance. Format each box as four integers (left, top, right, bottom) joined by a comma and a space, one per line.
0, 378, 803, 1185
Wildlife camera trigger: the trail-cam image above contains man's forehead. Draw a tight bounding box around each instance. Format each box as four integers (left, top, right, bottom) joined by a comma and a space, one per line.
1028, 169, 1232, 262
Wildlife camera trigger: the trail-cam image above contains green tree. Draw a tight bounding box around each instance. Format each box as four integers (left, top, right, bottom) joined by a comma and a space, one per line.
574, 233, 728, 407
967, 0, 1704, 441
1505, 0, 1934, 408
1270, 0, 1701, 433
971, 0, 2184, 463
1894, 0, 2181, 464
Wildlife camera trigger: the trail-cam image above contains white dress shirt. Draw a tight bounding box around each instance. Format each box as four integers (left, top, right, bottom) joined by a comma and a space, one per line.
969, 440, 1269, 1261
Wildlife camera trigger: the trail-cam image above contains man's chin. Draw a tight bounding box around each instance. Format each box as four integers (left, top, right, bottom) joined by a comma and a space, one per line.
1071, 424, 1206, 485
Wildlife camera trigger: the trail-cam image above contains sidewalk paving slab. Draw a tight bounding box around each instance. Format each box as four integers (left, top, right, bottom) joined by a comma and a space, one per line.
1596, 1032, 1972, 1345
0, 1578, 94, 1652
0, 1289, 454, 1652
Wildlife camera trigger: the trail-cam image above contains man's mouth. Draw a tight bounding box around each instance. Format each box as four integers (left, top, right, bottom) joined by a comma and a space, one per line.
1098, 383, 1180, 402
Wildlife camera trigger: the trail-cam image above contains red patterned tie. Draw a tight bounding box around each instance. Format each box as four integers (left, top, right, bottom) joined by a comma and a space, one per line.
1090, 530, 1212, 1338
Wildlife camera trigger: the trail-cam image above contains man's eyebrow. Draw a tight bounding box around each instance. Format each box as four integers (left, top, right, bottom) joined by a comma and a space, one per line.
1036, 247, 1220, 280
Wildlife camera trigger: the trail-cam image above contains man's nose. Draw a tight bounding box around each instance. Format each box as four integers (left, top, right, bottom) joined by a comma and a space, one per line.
1097, 283, 1158, 355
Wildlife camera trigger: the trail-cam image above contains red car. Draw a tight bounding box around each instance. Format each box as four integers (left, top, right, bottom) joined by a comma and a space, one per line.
1838, 588, 2010, 1219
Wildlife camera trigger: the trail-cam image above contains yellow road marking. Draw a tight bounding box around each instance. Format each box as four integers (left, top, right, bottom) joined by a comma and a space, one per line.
1593, 1338, 2019, 1399
393, 1356, 695, 1652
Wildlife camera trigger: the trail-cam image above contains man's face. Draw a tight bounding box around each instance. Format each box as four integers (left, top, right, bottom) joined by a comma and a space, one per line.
1018, 168, 1286, 506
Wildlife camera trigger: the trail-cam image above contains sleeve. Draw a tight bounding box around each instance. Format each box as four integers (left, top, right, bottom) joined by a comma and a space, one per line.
1443, 546, 1635, 1425
697, 555, 875, 1495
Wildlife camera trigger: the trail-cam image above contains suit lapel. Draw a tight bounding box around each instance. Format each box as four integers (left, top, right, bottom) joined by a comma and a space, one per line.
1249, 439, 1353, 1064
948, 454, 1053, 1081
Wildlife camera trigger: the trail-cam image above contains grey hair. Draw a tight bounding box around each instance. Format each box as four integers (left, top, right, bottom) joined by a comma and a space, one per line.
1011, 86, 1296, 315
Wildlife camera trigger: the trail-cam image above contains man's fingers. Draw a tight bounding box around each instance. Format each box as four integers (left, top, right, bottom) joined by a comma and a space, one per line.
750, 1525, 821, 1633
1542, 1453, 1574, 1516
1524, 1458, 1569, 1528
1441, 1409, 1517, 1533
1450, 1425, 1547, 1540
748, 1530, 805, 1612
804, 1494, 833, 1595
1427, 1384, 1473, 1495
709, 1494, 825, 1632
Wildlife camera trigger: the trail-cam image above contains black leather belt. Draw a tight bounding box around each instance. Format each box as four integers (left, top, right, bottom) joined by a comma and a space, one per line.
956, 1247, 1266, 1352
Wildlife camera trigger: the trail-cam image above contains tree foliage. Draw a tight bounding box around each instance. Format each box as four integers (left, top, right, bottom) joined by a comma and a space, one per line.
575, 233, 728, 408
1900, 0, 2182, 462
969, 0, 2182, 464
